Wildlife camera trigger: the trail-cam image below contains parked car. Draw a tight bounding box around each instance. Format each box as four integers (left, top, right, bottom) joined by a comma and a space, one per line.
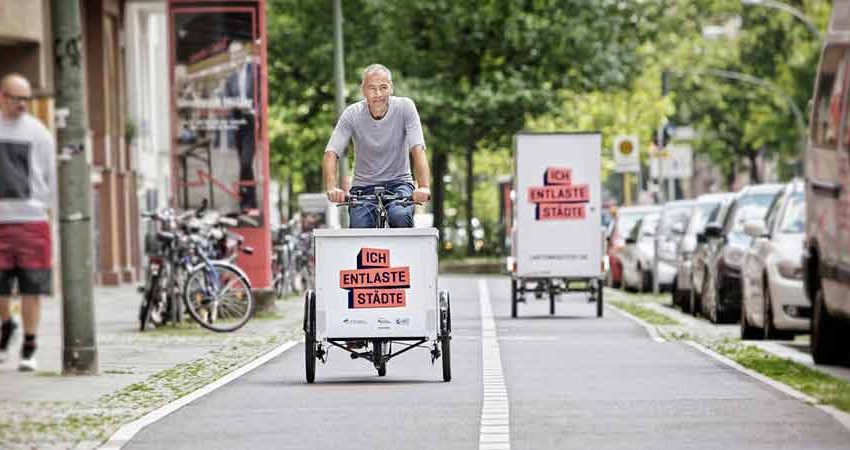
606, 205, 660, 288
674, 193, 735, 312
620, 212, 660, 292
741, 181, 807, 340
697, 184, 783, 323
691, 195, 736, 317
803, 7, 850, 364
655, 200, 696, 293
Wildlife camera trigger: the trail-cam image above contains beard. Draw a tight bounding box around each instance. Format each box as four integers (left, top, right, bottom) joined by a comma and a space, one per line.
369, 99, 388, 118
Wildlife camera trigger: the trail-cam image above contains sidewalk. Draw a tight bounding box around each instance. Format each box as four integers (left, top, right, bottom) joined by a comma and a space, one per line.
0, 285, 303, 449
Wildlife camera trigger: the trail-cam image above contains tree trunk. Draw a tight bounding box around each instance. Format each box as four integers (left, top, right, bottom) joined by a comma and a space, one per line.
466, 143, 474, 256
748, 148, 761, 184
286, 175, 294, 220
725, 160, 737, 190
432, 151, 447, 246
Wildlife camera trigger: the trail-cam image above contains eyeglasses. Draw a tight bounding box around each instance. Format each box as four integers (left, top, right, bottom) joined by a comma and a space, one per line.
1, 91, 32, 103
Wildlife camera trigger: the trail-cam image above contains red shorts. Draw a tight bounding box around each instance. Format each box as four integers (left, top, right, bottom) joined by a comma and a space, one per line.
0, 222, 52, 295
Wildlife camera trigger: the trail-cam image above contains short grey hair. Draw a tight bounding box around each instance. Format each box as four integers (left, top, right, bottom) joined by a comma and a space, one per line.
361, 64, 392, 83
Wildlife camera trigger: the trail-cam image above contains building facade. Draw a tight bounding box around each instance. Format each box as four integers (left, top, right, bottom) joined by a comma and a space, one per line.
0, 0, 142, 285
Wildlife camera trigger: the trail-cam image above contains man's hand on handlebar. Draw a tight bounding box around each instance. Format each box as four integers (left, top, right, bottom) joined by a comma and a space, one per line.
327, 187, 346, 204
412, 186, 431, 203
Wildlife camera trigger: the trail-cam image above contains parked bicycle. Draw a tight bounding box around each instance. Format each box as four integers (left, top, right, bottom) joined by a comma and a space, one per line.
139, 200, 256, 332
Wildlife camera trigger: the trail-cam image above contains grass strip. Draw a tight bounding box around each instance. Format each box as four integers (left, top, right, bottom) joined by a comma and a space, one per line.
610, 300, 680, 326
712, 343, 850, 413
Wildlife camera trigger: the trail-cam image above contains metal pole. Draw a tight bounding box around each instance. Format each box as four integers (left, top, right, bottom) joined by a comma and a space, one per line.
654, 70, 670, 295
623, 172, 632, 206
742, 0, 821, 41
333, 0, 349, 227
52, 0, 98, 375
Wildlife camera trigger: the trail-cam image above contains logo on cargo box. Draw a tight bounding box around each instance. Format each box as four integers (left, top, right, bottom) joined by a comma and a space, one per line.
528, 166, 591, 221
339, 248, 410, 309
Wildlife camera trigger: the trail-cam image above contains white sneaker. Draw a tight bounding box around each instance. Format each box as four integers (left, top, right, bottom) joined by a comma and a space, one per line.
0, 349, 8, 363
19, 355, 37, 372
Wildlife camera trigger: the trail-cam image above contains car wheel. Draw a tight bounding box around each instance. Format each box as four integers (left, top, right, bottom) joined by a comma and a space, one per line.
690, 273, 702, 317
641, 268, 653, 293
811, 285, 844, 364
740, 295, 762, 340
671, 276, 678, 307
763, 279, 793, 341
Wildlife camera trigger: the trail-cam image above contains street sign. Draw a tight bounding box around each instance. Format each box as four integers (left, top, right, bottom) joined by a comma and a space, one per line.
664, 144, 693, 178
613, 135, 640, 173
649, 144, 692, 179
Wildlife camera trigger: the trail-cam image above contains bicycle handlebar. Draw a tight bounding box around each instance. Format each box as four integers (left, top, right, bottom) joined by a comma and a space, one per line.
336, 193, 419, 207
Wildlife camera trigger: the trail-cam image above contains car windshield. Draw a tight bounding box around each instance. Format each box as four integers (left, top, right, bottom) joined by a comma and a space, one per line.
730, 193, 777, 233
617, 212, 649, 239
658, 206, 692, 236
686, 202, 719, 235
778, 193, 805, 234
641, 214, 660, 237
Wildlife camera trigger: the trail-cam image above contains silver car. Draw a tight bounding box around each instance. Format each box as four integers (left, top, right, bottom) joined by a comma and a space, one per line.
741, 181, 807, 340
621, 212, 660, 292
654, 200, 696, 292
674, 193, 735, 312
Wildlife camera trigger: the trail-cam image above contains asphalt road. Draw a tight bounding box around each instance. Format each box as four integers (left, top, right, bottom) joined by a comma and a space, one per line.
125, 275, 850, 450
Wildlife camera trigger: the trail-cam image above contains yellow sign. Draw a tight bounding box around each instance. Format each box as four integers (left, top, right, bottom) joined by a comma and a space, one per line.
618, 140, 634, 155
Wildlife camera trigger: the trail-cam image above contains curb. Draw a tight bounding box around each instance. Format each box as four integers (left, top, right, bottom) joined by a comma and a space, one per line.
98, 340, 299, 449
606, 304, 666, 343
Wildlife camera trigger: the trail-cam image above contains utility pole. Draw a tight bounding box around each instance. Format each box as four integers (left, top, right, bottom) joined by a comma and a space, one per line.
52, 0, 98, 375
654, 70, 670, 296
333, 0, 349, 227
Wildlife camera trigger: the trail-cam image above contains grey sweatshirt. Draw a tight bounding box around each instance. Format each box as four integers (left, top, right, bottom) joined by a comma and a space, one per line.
0, 113, 56, 223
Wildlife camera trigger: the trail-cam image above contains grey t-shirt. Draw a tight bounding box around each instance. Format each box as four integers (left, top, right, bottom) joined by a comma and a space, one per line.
326, 96, 426, 187
0, 114, 56, 223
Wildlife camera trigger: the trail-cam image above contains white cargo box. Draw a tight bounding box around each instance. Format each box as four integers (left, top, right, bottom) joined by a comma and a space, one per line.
313, 228, 439, 340
512, 133, 602, 278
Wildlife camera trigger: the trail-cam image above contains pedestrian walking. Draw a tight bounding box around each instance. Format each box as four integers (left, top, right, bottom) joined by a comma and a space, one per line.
0, 73, 57, 372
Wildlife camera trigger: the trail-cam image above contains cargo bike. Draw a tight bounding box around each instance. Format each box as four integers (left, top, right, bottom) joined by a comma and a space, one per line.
509, 132, 605, 318
303, 188, 451, 383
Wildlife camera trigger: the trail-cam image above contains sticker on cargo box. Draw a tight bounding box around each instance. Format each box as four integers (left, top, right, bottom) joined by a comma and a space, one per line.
529, 166, 591, 221
340, 248, 410, 309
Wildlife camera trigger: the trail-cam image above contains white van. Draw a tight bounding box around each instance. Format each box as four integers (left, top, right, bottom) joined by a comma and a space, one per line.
803, 0, 850, 365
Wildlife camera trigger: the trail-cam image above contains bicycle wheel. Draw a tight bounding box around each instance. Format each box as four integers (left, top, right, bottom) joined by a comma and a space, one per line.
439, 290, 452, 382
271, 253, 285, 299
183, 262, 255, 332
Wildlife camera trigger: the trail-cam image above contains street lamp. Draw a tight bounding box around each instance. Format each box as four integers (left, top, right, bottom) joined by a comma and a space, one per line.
741, 0, 822, 41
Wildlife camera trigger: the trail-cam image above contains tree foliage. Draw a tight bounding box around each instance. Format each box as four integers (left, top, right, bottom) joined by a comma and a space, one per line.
265, 0, 830, 249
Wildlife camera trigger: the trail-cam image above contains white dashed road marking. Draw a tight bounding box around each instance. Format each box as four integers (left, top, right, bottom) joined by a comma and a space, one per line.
479, 278, 511, 450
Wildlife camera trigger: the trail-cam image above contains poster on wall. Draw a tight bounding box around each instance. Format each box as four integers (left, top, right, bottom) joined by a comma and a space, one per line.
169, 1, 266, 225
168, 0, 271, 288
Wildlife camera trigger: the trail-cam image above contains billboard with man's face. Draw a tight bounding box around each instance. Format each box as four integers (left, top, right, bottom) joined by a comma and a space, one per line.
169, 2, 265, 222
169, 0, 271, 287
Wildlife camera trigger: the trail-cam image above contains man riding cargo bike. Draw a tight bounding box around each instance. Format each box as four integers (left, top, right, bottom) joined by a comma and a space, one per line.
301, 64, 451, 383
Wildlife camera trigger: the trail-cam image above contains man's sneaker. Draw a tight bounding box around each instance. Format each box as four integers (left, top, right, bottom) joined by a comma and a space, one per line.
18, 354, 37, 372
19, 341, 37, 372
0, 320, 18, 362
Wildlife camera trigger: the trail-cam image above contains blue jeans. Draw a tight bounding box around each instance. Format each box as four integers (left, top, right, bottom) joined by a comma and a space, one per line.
349, 180, 415, 228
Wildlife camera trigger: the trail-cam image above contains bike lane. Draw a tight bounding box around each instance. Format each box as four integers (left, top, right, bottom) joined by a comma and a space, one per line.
488, 277, 850, 450
124, 275, 483, 450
